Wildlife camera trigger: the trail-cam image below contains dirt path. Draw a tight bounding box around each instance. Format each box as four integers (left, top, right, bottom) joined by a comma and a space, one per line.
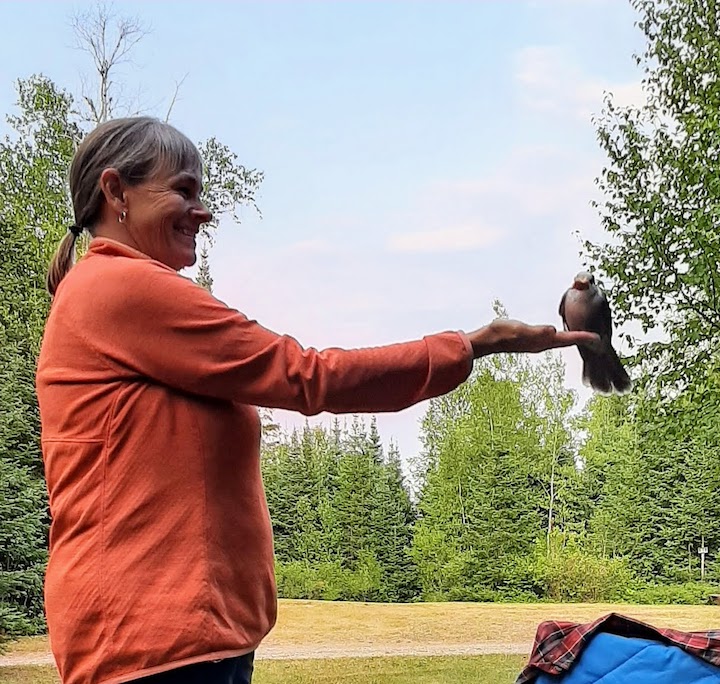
0, 642, 533, 669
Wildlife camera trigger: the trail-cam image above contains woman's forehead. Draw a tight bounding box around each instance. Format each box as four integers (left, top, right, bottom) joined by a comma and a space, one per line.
152, 141, 202, 179
152, 165, 202, 185
174, 168, 202, 181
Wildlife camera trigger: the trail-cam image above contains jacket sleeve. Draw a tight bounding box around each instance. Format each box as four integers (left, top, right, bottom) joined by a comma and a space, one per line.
76, 261, 474, 415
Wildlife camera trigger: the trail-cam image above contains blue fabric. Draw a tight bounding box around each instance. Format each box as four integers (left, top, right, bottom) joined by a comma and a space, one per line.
536, 633, 720, 683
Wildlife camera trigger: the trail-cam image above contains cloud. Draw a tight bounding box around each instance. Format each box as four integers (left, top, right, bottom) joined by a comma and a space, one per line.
286, 238, 336, 254
514, 45, 644, 120
387, 223, 502, 253
384, 142, 601, 263
439, 146, 596, 217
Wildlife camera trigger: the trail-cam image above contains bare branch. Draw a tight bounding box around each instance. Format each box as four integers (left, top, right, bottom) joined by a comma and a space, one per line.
83, 95, 100, 124
70, 2, 150, 124
165, 73, 189, 122
115, 19, 145, 62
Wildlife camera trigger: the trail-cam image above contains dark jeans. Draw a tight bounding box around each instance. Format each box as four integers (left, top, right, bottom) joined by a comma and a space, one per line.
134, 653, 254, 684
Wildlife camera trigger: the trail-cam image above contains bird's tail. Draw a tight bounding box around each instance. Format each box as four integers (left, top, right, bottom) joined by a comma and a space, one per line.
580, 345, 632, 395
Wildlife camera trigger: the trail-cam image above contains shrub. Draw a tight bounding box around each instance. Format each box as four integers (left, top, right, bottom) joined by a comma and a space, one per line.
275, 554, 385, 602
532, 533, 635, 602
625, 582, 720, 605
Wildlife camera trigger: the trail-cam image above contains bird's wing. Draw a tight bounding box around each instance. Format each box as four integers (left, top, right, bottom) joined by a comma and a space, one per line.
595, 288, 613, 340
558, 290, 569, 331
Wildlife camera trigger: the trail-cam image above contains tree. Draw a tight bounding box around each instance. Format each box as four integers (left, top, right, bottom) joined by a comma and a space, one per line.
585, 0, 720, 594
197, 137, 263, 238
586, 385, 720, 583
587, 0, 720, 390
262, 418, 420, 602
0, 76, 80, 267
0, 452, 48, 643
575, 395, 638, 557
0, 78, 76, 636
333, 418, 385, 567
412, 303, 589, 601
71, 4, 147, 124
0, 216, 50, 644
372, 441, 420, 600
195, 239, 214, 293
413, 362, 541, 600
412, 358, 552, 600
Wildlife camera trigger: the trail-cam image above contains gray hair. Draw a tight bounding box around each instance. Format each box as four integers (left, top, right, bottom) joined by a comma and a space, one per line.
47, 117, 202, 295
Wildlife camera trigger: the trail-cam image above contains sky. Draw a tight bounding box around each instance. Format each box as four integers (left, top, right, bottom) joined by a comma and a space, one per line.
2, 0, 646, 468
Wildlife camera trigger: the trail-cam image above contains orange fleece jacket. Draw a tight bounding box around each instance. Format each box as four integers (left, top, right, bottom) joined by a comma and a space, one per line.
36, 238, 473, 684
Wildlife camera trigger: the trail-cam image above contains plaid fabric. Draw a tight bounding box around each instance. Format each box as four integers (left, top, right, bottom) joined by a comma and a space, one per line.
516, 612, 720, 684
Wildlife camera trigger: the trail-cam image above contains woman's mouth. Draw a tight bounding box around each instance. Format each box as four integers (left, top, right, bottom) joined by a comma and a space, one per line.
177, 227, 196, 238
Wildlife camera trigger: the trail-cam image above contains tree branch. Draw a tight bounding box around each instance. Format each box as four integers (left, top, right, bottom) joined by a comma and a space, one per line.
70, 3, 149, 124
165, 73, 188, 122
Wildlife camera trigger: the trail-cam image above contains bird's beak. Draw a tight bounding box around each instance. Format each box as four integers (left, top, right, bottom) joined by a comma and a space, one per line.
573, 278, 590, 290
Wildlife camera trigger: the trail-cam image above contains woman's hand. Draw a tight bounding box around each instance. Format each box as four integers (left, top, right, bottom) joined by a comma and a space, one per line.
467, 319, 599, 358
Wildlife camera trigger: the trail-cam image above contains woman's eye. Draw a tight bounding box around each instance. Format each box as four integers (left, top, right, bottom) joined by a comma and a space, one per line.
178, 187, 192, 198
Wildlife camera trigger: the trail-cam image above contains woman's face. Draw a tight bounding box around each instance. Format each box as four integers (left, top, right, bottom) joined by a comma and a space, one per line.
123, 165, 212, 271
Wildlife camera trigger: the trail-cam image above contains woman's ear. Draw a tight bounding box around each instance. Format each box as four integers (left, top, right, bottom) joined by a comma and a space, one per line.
99, 168, 127, 217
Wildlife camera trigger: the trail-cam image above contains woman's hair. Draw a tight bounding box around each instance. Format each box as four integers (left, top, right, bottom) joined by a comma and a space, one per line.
47, 117, 202, 295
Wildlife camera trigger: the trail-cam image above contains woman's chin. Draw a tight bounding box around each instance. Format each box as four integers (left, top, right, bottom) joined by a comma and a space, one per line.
162, 248, 197, 272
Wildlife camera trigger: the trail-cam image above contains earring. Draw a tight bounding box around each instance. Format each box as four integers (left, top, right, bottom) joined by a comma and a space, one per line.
118, 210, 127, 224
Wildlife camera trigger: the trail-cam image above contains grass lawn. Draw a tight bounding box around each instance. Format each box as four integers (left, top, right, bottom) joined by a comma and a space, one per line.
3, 601, 719, 683
7, 600, 720, 658
0, 666, 59, 684
264, 600, 720, 649
256, 655, 527, 683
0, 655, 528, 684
2, 637, 48, 655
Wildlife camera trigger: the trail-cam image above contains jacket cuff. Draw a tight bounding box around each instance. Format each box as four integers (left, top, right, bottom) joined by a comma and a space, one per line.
422, 331, 474, 399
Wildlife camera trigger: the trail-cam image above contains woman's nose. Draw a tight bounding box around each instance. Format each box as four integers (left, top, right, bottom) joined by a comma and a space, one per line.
192, 204, 212, 225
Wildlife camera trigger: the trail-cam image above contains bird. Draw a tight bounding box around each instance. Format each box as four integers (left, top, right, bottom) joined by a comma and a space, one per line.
559, 271, 632, 395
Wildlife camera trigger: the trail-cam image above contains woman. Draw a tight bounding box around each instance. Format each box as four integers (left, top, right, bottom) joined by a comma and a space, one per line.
36, 116, 596, 684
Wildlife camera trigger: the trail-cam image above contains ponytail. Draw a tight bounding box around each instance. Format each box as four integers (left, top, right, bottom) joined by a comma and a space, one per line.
46, 226, 83, 296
